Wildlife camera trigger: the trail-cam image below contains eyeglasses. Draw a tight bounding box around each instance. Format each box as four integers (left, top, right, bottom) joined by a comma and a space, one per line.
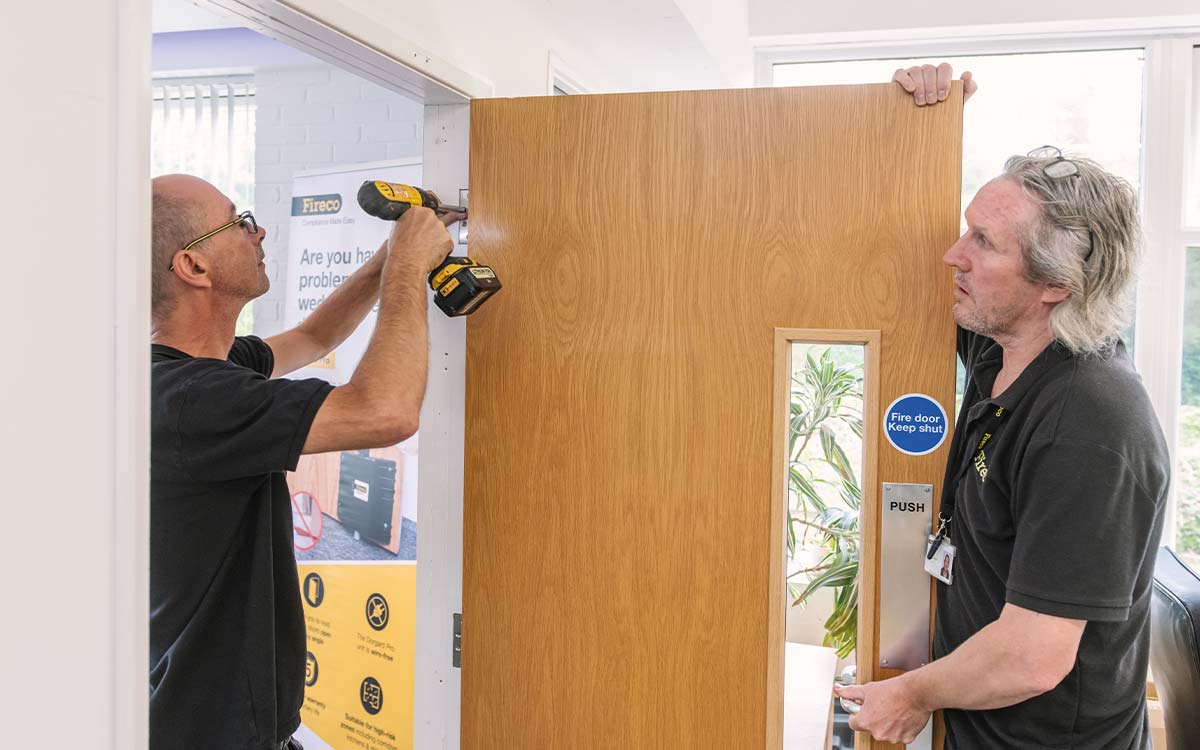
1027, 145, 1095, 263
170, 210, 259, 270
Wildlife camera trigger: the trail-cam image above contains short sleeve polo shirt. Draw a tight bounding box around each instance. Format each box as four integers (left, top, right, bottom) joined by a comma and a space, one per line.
934, 328, 1169, 750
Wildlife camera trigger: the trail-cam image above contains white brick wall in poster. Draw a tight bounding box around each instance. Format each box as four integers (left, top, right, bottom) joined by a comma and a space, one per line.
253, 64, 424, 335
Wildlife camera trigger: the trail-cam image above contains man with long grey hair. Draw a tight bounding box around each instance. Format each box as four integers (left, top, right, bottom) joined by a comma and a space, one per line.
836, 65, 1169, 749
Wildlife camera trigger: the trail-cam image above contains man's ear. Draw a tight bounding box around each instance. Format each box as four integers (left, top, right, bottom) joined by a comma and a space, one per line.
171, 249, 213, 289
1042, 284, 1070, 305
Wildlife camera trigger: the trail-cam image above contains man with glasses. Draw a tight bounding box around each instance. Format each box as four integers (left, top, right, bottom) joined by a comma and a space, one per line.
149, 174, 461, 750
833, 66, 1169, 749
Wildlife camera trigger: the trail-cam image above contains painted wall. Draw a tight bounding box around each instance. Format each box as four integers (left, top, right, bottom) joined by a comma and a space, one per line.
750, 0, 1200, 38
3, 0, 149, 748
676, 0, 753, 86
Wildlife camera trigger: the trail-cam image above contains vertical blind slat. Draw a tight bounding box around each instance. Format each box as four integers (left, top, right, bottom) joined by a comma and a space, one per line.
150, 76, 255, 212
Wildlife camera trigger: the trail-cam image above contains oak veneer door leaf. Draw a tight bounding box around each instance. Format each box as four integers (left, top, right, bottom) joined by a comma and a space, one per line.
464, 83, 962, 750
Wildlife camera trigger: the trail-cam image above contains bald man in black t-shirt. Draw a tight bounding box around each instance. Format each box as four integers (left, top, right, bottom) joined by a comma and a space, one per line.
149, 174, 461, 750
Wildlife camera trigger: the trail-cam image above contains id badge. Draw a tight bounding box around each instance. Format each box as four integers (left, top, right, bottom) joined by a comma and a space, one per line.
924, 535, 956, 585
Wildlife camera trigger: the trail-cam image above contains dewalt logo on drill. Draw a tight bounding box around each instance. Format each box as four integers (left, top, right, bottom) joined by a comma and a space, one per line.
291, 193, 343, 216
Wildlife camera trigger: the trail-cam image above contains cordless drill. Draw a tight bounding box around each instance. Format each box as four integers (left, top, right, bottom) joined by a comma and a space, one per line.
357, 180, 501, 317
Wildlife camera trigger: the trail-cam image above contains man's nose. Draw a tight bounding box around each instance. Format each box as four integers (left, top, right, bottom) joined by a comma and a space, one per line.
943, 235, 968, 269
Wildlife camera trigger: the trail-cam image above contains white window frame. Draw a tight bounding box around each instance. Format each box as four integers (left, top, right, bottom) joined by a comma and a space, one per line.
756, 28, 1200, 548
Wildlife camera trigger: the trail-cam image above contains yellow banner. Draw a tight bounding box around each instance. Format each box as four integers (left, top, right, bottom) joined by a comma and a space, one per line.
297, 563, 416, 750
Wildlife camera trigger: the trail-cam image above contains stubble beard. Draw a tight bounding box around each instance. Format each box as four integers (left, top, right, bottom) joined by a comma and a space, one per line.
953, 297, 1015, 339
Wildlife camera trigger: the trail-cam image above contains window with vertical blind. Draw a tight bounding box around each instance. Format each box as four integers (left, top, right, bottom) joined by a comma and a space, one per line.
151, 76, 257, 333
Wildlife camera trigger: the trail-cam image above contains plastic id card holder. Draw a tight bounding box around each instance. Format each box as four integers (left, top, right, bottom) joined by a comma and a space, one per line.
925, 535, 956, 585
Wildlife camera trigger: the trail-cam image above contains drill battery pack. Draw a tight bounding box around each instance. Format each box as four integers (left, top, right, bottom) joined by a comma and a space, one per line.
429, 257, 502, 317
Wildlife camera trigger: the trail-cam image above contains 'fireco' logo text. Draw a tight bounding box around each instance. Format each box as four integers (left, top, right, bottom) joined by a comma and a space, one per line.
974, 449, 989, 481
291, 193, 342, 216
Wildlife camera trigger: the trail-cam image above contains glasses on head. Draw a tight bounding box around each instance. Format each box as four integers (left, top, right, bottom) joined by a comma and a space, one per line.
170, 210, 259, 270
1026, 145, 1095, 263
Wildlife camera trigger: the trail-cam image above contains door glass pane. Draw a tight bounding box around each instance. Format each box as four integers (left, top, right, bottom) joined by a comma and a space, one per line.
1178, 247, 1200, 569
784, 342, 864, 749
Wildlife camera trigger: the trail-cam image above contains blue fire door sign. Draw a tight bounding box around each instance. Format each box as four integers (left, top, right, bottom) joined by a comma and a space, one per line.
884, 393, 948, 456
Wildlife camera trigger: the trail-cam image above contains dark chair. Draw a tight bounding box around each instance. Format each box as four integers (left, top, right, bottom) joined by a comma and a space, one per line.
1150, 546, 1200, 750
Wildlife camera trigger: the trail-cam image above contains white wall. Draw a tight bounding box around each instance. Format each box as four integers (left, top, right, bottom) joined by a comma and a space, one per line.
750, 0, 1200, 38
252, 64, 425, 336
676, 0, 753, 87
1, 0, 149, 748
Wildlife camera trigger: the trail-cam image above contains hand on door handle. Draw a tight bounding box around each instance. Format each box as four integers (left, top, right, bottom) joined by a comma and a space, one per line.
834, 665, 862, 714
833, 673, 932, 745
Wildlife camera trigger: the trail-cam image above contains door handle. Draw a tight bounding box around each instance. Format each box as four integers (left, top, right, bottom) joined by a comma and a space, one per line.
835, 665, 862, 714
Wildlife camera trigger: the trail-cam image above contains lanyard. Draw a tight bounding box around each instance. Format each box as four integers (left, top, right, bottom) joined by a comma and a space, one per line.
926, 403, 1006, 560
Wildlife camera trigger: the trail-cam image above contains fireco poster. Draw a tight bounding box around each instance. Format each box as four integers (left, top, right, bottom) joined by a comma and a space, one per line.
283, 159, 422, 750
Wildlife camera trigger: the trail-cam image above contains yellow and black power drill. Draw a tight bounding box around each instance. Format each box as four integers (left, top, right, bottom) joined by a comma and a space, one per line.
357, 180, 501, 317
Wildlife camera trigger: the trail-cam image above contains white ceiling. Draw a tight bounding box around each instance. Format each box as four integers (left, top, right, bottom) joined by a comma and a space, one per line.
153, 0, 238, 33
539, 0, 730, 90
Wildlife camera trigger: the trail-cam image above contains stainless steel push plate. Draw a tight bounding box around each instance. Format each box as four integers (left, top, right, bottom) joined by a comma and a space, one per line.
878, 482, 933, 671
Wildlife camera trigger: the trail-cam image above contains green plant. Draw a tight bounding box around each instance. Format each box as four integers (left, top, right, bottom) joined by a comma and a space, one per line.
787, 349, 863, 658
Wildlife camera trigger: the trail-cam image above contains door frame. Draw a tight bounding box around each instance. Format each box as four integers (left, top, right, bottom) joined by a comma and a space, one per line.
124, 2, 486, 747
195, 0, 491, 102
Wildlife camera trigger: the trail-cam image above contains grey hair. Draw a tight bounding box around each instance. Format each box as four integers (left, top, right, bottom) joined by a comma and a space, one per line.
1002, 153, 1141, 355
150, 186, 204, 321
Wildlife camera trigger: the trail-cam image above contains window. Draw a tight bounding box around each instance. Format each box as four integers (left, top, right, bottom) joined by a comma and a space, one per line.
1178, 246, 1200, 569
1174, 45, 1200, 570
774, 49, 1144, 227
776, 49, 1145, 404
763, 38, 1200, 564
151, 75, 257, 334
1189, 46, 1200, 228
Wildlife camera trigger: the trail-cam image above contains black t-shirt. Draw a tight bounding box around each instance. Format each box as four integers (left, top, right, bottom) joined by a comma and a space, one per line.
150, 336, 332, 750
934, 328, 1169, 750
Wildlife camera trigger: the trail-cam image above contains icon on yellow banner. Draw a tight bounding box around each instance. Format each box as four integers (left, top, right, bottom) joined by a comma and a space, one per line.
303, 572, 325, 608
305, 652, 319, 687
366, 592, 389, 631
360, 676, 383, 715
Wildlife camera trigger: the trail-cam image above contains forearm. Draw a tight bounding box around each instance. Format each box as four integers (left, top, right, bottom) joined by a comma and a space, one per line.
344, 249, 429, 423
297, 241, 388, 353
902, 618, 1057, 712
